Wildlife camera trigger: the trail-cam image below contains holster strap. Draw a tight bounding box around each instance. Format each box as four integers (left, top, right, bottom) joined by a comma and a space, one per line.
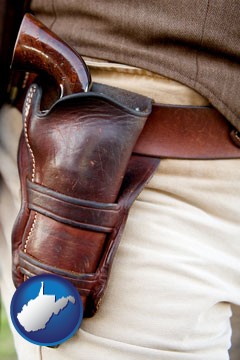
134, 104, 240, 159
20, 154, 160, 316
28, 180, 121, 233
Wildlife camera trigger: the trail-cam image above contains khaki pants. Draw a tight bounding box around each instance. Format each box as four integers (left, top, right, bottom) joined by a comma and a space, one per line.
0, 63, 240, 359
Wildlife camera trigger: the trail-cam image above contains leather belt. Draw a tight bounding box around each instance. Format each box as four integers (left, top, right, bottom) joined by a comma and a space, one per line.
16, 76, 240, 160
134, 104, 240, 159
16, 87, 240, 160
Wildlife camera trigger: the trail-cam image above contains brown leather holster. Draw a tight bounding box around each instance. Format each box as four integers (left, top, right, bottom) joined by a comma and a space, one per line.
12, 82, 160, 317
11, 11, 240, 321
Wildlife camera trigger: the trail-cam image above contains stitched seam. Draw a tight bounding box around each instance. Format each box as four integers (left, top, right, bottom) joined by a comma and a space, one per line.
24, 213, 38, 253
195, 0, 210, 87
23, 85, 37, 252
23, 85, 37, 182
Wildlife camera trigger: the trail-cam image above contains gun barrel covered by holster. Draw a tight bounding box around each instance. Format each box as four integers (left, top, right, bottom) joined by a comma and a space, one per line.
11, 13, 159, 316
12, 12, 239, 318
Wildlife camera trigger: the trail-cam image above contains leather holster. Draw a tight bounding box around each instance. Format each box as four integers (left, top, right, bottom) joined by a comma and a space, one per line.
12, 82, 159, 316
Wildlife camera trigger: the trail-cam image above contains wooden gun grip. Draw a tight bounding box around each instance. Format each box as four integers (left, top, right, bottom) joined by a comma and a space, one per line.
12, 13, 91, 98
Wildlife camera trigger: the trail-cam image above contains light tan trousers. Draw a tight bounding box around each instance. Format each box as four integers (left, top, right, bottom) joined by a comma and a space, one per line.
0, 63, 240, 360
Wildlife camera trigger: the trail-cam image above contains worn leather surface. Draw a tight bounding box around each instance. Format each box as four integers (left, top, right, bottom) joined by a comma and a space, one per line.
134, 105, 240, 159
12, 80, 240, 316
12, 83, 158, 316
